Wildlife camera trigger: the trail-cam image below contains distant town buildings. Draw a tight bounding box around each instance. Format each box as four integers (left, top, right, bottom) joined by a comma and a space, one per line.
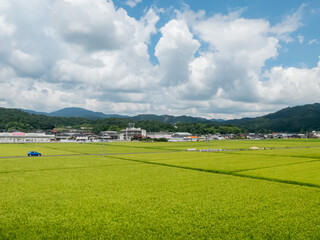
0, 127, 319, 143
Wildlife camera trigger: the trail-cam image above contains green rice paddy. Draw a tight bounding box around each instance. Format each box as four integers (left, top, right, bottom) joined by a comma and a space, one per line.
0, 139, 319, 239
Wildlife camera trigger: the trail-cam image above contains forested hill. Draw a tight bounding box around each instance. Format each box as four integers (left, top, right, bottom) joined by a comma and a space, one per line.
226, 103, 320, 132
22, 107, 129, 119
131, 114, 212, 124
21, 107, 213, 124
0, 108, 94, 131
0, 108, 240, 134
2, 103, 320, 133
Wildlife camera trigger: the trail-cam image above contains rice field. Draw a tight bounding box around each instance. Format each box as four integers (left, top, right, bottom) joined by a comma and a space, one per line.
0, 139, 319, 239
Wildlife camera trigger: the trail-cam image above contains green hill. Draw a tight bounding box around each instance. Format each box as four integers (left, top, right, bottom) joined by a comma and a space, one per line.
131, 114, 212, 125
2, 103, 320, 133
226, 103, 320, 132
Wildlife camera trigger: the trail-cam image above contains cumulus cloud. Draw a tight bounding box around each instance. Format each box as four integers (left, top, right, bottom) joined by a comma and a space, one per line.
0, 0, 160, 112
155, 19, 200, 86
167, 9, 281, 104
0, 0, 319, 119
259, 60, 320, 105
188, 13, 279, 101
153, 6, 318, 117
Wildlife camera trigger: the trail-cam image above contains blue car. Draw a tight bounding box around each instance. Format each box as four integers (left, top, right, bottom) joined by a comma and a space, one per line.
28, 151, 41, 157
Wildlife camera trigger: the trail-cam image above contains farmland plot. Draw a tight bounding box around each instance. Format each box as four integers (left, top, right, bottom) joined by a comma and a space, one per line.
0, 141, 319, 239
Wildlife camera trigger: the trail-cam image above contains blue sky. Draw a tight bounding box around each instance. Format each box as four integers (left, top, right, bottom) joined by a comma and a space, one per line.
0, 0, 319, 119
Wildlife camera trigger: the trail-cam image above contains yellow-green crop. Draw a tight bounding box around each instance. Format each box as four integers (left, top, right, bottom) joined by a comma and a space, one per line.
0, 140, 319, 239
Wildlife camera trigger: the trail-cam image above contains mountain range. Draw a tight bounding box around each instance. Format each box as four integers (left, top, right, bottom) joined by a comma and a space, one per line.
21, 107, 221, 125
8, 102, 320, 132
22, 107, 129, 120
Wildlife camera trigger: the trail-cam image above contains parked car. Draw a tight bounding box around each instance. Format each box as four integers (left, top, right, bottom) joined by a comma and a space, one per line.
28, 151, 41, 157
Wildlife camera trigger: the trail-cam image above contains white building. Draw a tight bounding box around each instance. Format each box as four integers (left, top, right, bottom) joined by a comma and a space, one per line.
168, 132, 192, 142
0, 132, 55, 143
146, 132, 173, 139
119, 127, 146, 141
171, 132, 192, 139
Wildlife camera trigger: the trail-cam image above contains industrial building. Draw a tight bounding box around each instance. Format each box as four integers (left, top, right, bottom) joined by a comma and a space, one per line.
0, 132, 55, 143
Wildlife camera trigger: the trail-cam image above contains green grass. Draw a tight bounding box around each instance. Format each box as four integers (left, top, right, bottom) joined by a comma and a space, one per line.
240, 161, 320, 185
0, 155, 136, 174
0, 140, 320, 239
226, 146, 320, 159
112, 151, 315, 172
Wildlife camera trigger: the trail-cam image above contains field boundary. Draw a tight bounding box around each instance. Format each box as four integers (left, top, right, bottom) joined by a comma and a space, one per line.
232, 158, 320, 173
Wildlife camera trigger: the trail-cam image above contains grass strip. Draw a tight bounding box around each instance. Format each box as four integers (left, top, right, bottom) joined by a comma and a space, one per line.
232, 158, 320, 173
224, 150, 320, 160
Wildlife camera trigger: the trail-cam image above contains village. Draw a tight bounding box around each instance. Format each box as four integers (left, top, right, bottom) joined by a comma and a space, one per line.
1, 125, 319, 143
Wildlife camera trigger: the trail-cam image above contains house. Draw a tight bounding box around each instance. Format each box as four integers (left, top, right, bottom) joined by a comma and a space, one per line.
100, 131, 118, 140
185, 136, 199, 141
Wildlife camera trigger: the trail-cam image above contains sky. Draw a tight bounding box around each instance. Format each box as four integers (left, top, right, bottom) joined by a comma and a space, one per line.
0, 0, 319, 119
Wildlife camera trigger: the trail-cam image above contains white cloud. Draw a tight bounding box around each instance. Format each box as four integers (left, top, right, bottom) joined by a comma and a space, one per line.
9, 50, 43, 76
126, 0, 142, 8
170, 9, 281, 103
0, 0, 159, 112
259, 60, 320, 105
155, 19, 200, 86
308, 39, 319, 45
0, 1, 319, 119
270, 4, 304, 42
0, 15, 15, 36
297, 34, 304, 44
153, 6, 318, 117
52, 0, 131, 51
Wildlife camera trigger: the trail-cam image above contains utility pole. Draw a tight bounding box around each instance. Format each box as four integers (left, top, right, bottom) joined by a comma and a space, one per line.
102, 134, 106, 155
206, 135, 210, 151
103, 140, 105, 155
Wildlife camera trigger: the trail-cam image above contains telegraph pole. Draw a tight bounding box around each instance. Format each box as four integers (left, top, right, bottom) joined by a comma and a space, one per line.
206, 135, 210, 151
